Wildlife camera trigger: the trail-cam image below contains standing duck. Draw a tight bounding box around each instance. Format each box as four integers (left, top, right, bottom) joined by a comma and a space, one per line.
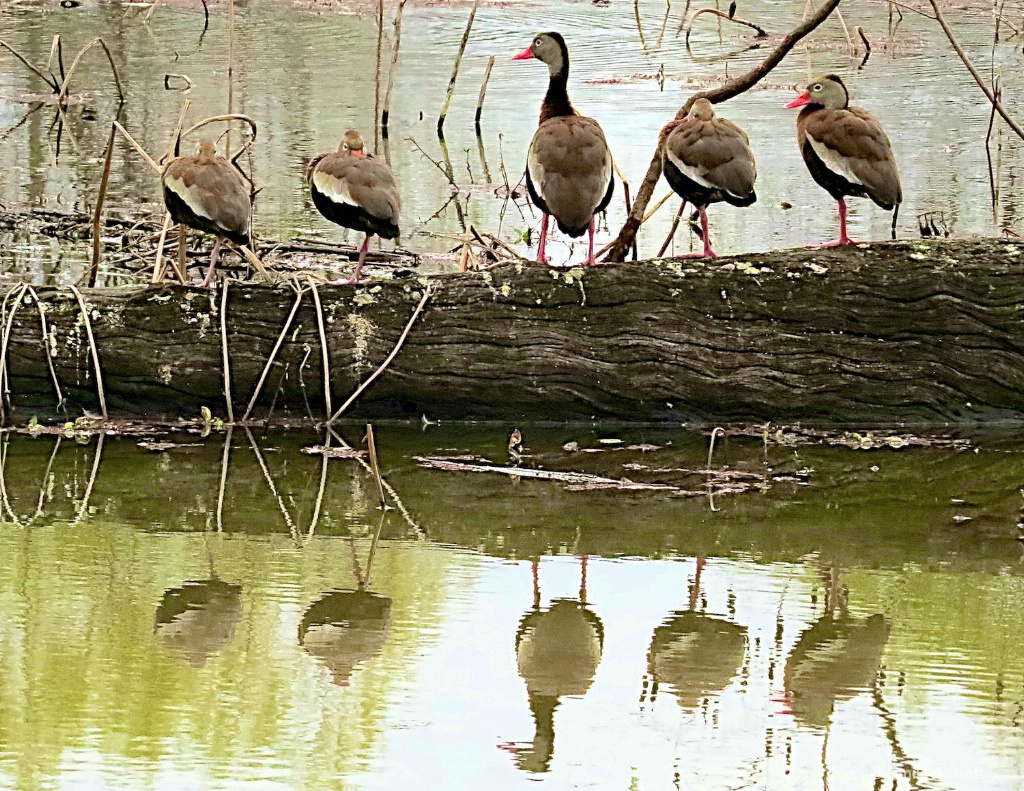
786, 74, 902, 246
162, 139, 252, 287
661, 99, 757, 258
514, 32, 614, 266
307, 129, 401, 284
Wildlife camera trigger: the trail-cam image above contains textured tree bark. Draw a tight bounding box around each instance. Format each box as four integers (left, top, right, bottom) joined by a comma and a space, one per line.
4, 238, 1024, 425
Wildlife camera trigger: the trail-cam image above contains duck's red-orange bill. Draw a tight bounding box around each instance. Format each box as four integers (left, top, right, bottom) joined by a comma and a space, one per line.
785, 92, 810, 108
512, 46, 534, 60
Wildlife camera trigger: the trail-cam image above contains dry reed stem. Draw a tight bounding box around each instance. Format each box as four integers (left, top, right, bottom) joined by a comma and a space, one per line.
706, 426, 725, 469
152, 212, 173, 283
328, 284, 433, 424
835, 7, 854, 51
475, 54, 495, 132
374, 0, 384, 151
642, 191, 673, 223
58, 38, 124, 104
309, 284, 333, 419
114, 121, 163, 174
305, 430, 331, 542
74, 431, 104, 524
0, 40, 59, 91
176, 225, 188, 283
0, 285, 28, 420
216, 425, 232, 531
25, 286, 64, 410
364, 511, 386, 585
87, 121, 117, 289
162, 98, 192, 164
684, 7, 767, 45
437, 0, 481, 138
241, 288, 305, 421
220, 279, 235, 423
68, 285, 107, 420
0, 285, 24, 409
227, 0, 235, 154
382, 0, 408, 135
365, 424, 388, 508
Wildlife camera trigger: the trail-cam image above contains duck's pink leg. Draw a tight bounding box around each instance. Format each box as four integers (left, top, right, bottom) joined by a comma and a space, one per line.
584, 217, 598, 266
814, 198, 857, 247
200, 237, 222, 288
537, 214, 550, 265
699, 206, 717, 258
331, 235, 373, 285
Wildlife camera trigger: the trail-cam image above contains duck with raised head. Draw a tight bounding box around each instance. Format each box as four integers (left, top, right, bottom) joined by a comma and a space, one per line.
307, 129, 401, 284
513, 32, 614, 266
786, 74, 901, 246
162, 139, 252, 288
661, 98, 757, 258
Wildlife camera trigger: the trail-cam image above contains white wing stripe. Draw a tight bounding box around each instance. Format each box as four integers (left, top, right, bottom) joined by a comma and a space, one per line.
165, 175, 214, 221
807, 135, 863, 186
313, 171, 359, 207
665, 149, 717, 190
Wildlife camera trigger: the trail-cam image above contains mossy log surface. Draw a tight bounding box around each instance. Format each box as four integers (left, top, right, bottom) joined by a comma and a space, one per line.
5, 238, 1024, 424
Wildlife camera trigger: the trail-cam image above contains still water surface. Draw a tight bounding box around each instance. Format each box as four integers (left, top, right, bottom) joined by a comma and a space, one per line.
1, 0, 1024, 279
1, 425, 1024, 789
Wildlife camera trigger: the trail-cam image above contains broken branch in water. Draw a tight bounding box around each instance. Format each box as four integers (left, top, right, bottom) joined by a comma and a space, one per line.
437, 0, 481, 138
684, 7, 768, 47
928, 0, 1024, 143
414, 455, 677, 489
603, 0, 842, 262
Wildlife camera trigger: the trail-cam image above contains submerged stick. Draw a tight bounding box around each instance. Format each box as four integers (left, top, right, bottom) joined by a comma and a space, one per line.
365, 424, 388, 508
474, 54, 495, 133
328, 285, 433, 424
68, 285, 108, 419
241, 288, 305, 421
220, 279, 235, 423
437, 0, 481, 138
382, 0, 408, 138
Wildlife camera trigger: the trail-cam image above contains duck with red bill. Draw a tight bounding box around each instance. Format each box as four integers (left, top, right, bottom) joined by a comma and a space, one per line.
785, 74, 901, 246
512, 32, 615, 266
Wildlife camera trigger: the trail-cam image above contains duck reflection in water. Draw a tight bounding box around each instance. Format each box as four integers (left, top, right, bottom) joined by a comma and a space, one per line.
645, 558, 747, 711
782, 565, 891, 729
299, 536, 392, 686
155, 577, 243, 668
500, 556, 604, 774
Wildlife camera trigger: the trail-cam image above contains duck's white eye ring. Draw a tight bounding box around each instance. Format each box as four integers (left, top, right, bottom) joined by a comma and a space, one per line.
534, 37, 542, 46
342, 143, 350, 150
812, 83, 822, 91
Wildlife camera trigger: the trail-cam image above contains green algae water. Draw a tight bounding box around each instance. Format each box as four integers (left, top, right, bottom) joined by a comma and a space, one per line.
1, 424, 1024, 789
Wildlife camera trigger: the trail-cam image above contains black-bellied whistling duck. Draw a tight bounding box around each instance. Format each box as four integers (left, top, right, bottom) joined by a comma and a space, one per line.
786, 74, 902, 246
307, 129, 401, 284
162, 139, 252, 288
661, 98, 757, 258
513, 32, 614, 266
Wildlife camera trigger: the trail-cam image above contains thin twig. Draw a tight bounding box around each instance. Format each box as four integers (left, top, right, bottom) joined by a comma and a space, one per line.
657, 200, 687, 257
241, 288, 305, 421
58, 38, 124, 105
684, 7, 767, 46
152, 212, 173, 283
0, 284, 27, 420
88, 121, 117, 289
475, 54, 495, 134
74, 432, 104, 524
310, 284, 333, 420
374, 0, 384, 151
216, 425, 232, 532
0, 40, 59, 91
382, 0, 408, 137
25, 286, 64, 411
365, 424, 388, 508
227, 0, 235, 154
114, 121, 163, 174
437, 0, 481, 138
68, 285, 107, 419
328, 285, 433, 424
220, 279, 235, 423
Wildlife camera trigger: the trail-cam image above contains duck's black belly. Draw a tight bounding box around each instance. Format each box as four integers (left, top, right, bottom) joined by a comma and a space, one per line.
163, 187, 249, 247
311, 187, 399, 240
663, 159, 755, 208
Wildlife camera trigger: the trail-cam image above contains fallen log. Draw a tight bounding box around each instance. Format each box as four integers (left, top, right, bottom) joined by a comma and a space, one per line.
3, 238, 1024, 425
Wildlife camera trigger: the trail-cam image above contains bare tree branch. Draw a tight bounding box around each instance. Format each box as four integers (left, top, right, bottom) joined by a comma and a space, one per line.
929, 0, 1024, 142
603, 0, 843, 263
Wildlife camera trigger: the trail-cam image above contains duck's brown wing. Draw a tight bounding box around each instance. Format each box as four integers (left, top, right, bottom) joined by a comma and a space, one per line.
800, 107, 901, 209
163, 155, 251, 242
664, 117, 756, 203
312, 154, 401, 228
527, 115, 614, 237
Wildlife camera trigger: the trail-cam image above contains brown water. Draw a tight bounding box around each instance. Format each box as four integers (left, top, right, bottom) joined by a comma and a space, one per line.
1, 424, 1024, 789
1, 0, 1023, 282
